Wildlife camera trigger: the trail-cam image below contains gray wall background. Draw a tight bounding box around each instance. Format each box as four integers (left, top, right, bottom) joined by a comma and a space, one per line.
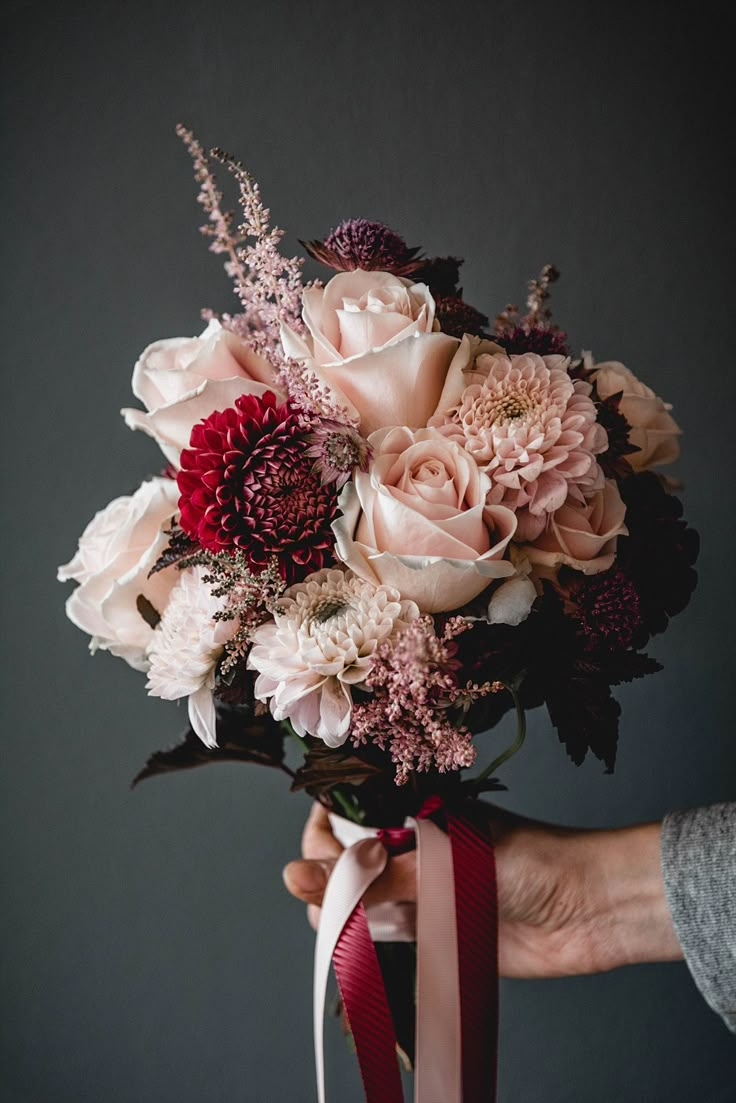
3, 1, 736, 1100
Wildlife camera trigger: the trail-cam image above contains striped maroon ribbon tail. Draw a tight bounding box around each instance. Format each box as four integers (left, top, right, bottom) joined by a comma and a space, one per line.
448, 812, 499, 1102
332, 901, 405, 1103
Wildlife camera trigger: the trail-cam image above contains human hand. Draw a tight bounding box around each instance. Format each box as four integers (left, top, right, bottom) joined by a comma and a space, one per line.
283, 803, 683, 979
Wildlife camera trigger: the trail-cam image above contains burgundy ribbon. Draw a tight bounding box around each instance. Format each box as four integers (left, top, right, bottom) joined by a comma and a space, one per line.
326, 803, 498, 1103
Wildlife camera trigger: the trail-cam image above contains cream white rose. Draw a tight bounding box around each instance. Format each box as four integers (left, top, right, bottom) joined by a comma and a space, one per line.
589, 357, 680, 471
524, 479, 628, 575
281, 270, 458, 435
122, 319, 281, 466
57, 477, 180, 671
332, 426, 517, 613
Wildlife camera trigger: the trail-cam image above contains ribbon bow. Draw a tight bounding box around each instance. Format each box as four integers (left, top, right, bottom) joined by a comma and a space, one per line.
313, 803, 498, 1103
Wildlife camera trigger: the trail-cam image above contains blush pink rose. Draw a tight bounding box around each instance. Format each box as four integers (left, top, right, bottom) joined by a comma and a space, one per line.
281, 270, 458, 435
332, 426, 517, 612
589, 358, 681, 471
122, 318, 281, 466
524, 479, 628, 575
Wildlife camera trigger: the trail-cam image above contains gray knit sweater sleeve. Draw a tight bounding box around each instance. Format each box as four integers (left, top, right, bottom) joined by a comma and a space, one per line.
661, 803, 736, 1032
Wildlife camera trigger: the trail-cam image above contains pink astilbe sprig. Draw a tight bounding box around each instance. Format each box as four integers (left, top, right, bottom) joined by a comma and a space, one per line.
277, 358, 358, 427
209, 146, 306, 367
349, 615, 500, 784
178, 125, 307, 368
176, 125, 250, 292
175, 549, 286, 679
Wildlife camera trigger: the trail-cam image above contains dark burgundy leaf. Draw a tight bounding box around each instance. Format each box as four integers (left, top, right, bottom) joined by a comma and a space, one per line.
290, 742, 383, 797
132, 704, 287, 787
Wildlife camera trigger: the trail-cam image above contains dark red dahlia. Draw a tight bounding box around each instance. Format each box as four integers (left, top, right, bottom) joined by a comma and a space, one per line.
177, 391, 339, 582
301, 219, 423, 275
434, 294, 489, 338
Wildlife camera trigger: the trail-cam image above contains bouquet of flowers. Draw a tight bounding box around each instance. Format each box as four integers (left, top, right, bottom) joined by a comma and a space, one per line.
59, 127, 698, 1103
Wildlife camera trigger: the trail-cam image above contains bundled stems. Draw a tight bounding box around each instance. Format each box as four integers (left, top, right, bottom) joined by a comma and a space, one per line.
279, 719, 364, 823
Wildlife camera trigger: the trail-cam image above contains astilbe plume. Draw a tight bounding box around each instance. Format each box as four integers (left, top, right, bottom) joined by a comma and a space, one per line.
178, 125, 306, 368
349, 616, 498, 784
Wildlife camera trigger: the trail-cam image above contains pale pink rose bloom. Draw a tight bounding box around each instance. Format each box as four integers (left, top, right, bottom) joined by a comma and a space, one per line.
589, 358, 681, 471
122, 318, 280, 466
432, 350, 608, 542
524, 479, 628, 575
147, 567, 236, 748
248, 568, 418, 746
57, 477, 180, 671
281, 270, 458, 435
333, 426, 517, 613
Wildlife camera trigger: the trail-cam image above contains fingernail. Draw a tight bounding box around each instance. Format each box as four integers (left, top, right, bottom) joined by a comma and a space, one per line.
284, 861, 327, 896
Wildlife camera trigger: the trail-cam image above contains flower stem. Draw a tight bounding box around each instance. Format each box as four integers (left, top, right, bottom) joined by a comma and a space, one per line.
280, 719, 364, 824
472, 676, 527, 784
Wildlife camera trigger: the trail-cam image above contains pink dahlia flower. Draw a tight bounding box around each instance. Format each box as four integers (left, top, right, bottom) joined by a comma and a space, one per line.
433, 352, 608, 541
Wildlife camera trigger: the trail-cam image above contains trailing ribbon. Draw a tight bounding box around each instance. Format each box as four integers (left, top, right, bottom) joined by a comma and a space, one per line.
313, 804, 498, 1103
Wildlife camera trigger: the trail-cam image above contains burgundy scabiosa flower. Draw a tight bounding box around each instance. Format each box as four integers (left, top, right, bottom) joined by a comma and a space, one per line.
301, 219, 423, 275
304, 420, 371, 489
557, 566, 644, 651
434, 294, 489, 338
493, 321, 570, 357
177, 391, 339, 582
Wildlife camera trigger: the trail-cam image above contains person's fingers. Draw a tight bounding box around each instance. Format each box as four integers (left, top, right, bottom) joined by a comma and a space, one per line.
283, 850, 417, 907
302, 802, 343, 861
307, 903, 320, 931
283, 857, 335, 902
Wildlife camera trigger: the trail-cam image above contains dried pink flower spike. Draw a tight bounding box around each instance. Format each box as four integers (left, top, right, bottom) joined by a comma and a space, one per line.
349, 616, 497, 784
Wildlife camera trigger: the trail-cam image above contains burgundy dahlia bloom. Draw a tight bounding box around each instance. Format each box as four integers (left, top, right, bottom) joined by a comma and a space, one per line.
177, 391, 339, 581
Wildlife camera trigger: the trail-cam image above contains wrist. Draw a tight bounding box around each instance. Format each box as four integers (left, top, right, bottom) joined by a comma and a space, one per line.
579, 823, 684, 972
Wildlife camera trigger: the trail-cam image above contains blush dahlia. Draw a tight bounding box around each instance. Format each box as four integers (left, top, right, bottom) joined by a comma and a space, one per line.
177, 391, 339, 581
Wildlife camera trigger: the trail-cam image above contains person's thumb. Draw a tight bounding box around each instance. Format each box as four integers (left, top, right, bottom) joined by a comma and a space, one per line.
283, 859, 335, 904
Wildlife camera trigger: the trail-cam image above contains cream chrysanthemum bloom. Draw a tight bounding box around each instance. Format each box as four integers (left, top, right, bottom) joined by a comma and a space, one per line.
146, 567, 235, 749
247, 568, 419, 746
433, 352, 608, 541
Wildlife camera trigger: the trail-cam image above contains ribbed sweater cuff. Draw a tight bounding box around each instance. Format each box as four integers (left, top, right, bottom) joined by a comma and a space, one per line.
661, 804, 736, 1033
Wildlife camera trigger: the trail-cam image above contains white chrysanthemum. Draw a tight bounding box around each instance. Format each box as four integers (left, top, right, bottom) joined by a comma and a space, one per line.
146, 568, 234, 748
247, 567, 419, 747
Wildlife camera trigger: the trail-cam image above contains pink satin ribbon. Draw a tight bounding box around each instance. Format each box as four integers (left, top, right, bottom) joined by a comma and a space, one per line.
315, 814, 462, 1103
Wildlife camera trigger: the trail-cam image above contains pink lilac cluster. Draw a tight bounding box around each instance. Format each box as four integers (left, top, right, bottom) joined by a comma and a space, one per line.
59, 129, 696, 797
